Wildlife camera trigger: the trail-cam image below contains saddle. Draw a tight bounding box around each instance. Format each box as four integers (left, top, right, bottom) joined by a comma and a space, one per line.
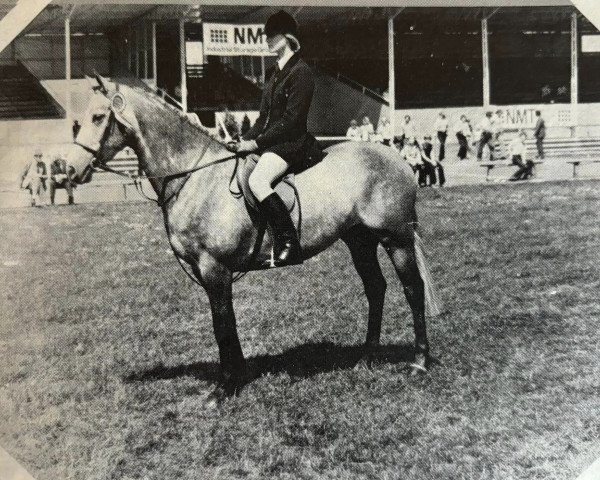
233, 154, 300, 271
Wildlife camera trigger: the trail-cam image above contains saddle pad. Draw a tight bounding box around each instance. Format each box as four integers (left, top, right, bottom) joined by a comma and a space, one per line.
236, 154, 297, 212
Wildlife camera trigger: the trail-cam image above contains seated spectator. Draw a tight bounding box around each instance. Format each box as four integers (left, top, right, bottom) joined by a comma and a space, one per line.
49, 153, 76, 205
19, 149, 47, 207
400, 137, 424, 180
346, 119, 362, 141
361, 116, 375, 142
377, 117, 393, 146
508, 131, 534, 181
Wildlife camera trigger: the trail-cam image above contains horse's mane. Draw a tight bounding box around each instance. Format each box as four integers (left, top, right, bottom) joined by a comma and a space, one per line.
112, 76, 229, 149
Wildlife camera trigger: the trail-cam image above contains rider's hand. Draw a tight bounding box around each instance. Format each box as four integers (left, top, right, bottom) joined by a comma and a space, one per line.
236, 140, 258, 153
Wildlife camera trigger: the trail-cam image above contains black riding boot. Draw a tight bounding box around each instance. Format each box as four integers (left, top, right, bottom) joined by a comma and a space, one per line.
258, 192, 303, 268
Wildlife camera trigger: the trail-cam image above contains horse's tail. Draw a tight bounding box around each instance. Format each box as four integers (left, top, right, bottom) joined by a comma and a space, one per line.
414, 231, 444, 317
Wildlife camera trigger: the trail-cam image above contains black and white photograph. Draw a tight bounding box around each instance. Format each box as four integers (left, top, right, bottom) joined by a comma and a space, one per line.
0, 0, 599, 478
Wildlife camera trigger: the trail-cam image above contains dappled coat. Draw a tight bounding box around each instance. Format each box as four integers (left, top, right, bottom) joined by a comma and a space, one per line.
243, 52, 323, 173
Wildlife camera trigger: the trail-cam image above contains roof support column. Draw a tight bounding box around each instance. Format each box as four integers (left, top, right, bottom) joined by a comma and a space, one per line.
481, 17, 490, 108
143, 23, 149, 79
388, 9, 403, 141
152, 22, 157, 85
571, 12, 578, 106
64, 6, 75, 129
179, 18, 187, 112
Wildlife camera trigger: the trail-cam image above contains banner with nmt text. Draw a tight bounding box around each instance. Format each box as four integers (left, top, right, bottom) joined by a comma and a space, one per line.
202, 23, 276, 57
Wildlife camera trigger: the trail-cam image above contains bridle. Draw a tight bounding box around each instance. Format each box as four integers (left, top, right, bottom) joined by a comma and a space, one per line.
73, 95, 238, 207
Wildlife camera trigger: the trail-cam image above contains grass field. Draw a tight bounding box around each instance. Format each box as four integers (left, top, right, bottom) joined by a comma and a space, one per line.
0, 180, 599, 480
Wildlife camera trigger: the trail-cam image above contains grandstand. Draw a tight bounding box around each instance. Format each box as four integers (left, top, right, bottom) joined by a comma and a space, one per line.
0, 1, 599, 184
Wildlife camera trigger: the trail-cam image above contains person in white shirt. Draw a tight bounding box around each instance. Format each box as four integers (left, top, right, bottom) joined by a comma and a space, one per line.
361, 116, 374, 141
346, 119, 362, 141
454, 115, 472, 160
433, 112, 449, 161
400, 137, 424, 183
493, 109, 504, 141
508, 131, 534, 181
476, 111, 495, 161
402, 115, 417, 143
377, 117, 393, 146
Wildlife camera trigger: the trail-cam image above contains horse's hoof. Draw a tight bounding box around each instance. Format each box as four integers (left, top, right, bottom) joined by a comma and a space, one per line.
409, 363, 429, 376
203, 388, 226, 410
409, 354, 430, 376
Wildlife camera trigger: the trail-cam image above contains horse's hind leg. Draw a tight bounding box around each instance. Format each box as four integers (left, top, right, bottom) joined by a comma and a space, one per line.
381, 233, 430, 374
342, 226, 386, 357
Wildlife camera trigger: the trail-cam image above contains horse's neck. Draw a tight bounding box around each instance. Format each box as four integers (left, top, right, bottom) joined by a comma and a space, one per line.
130, 108, 230, 196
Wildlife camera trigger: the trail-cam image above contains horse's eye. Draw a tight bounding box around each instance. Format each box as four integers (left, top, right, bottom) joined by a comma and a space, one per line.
92, 113, 105, 124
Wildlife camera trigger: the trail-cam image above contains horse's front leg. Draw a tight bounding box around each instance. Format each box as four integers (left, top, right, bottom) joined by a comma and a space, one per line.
193, 253, 249, 401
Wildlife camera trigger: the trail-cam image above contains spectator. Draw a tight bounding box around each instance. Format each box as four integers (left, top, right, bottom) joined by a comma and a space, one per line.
241, 114, 252, 136
455, 114, 472, 160
534, 110, 546, 159
361, 116, 374, 142
493, 109, 504, 141
434, 112, 448, 161
19, 149, 47, 207
420, 136, 436, 187
346, 119, 362, 141
477, 111, 495, 161
400, 137, 424, 181
402, 115, 417, 143
377, 117, 393, 146
508, 131, 534, 181
49, 153, 75, 205
72, 120, 81, 141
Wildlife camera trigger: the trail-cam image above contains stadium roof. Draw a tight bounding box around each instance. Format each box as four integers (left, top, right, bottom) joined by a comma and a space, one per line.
0, 0, 597, 39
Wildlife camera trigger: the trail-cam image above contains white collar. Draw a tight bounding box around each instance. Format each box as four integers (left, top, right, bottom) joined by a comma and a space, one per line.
277, 50, 295, 71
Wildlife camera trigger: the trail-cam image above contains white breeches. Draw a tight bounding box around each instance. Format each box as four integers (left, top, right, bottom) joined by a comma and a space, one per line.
248, 152, 289, 202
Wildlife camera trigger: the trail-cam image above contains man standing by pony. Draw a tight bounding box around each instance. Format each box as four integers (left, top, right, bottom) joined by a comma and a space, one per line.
229, 10, 322, 268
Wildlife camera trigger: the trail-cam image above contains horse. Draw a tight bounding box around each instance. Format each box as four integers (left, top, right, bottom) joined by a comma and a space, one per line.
68, 75, 442, 405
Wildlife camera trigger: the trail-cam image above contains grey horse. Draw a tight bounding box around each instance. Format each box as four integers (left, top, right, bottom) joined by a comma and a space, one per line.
69, 76, 442, 405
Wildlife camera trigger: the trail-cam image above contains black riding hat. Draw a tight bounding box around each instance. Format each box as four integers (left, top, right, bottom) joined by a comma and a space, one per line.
265, 10, 300, 49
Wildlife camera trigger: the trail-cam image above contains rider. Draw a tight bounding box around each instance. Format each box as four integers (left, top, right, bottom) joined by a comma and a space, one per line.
230, 10, 322, 268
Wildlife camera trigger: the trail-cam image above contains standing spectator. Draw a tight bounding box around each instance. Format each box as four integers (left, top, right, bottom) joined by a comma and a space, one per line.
508, 131, 535, 181
49, 153, 75, 205
241, 114, 252, 136
72, 120, 81, 141
434, 112, 449, 161
346, 119, 362, 141
361, 116, 374, 142
477, 111, 495, 161
493, 109, 504, 141
19, 149, 47, 207
402, 115, 417, 143
377, 117, 393, 146
534, 110, 546, 159
454, 114, 472, 160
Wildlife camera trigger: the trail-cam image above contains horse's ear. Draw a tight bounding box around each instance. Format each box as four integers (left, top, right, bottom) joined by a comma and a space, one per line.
94, 72, 109, 95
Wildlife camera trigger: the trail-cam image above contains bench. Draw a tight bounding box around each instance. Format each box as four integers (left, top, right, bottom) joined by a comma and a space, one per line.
565, 159, 600, 178
479, 160, 544, 182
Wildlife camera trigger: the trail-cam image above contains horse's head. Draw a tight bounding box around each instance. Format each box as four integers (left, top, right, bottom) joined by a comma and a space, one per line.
69, 74, 139, 184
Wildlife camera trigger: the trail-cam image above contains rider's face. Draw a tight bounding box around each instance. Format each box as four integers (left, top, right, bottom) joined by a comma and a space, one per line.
267, 34, 287, 54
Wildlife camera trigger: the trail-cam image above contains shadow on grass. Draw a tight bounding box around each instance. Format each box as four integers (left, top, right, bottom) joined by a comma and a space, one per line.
124, 342, 416, 384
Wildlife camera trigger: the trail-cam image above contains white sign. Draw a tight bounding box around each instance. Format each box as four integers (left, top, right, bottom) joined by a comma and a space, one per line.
186, 41, 204, 65
203, 23, 275, 57
582, 35, 600, 53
